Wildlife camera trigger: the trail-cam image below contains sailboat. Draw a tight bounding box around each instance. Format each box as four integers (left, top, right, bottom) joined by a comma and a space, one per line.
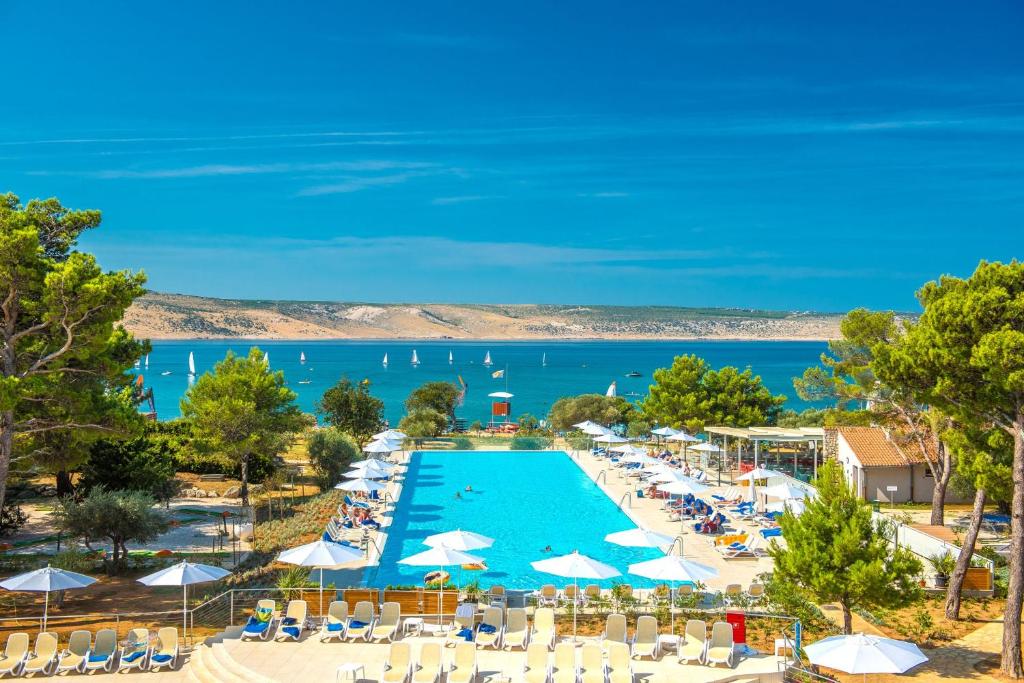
542, 352, 547, 367
144, 354, 149, 368
188, 352, 196, 376
605, 380, 617, 398
134, 358, 140, 369
448, 350, 453, 365
411, 349, 420, 366
483, 351, 492, 366
382, 353, 389, 368
263, 351, 270, 366
300, 351, 306, 364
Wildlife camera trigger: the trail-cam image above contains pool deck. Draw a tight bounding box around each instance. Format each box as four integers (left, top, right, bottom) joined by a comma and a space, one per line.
566, 448, 775, 591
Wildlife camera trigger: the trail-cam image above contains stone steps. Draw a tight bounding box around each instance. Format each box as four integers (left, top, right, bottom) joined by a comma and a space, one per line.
184, 632, 277, 683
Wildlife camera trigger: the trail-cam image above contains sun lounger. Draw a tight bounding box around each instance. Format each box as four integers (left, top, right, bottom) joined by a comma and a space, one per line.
149, 627, 179, 670
606, 642, 633, 683
446, 604, 477, 646
747, 583, 765, 600
275, 599, 308, 641
372, 602, 401, 643
705, 622, 734, 668
722, 584, 742, 605
117, 627, 151, 672
242, 598, 277, 640
531, 608, 556, 650
487, 584, 507, 606
413, 643, 442, 683
447, 642, 478, 683
580, 644, 606, 683
321, 600, 349, 641
601, 613, 627, 652
719, 537, 762, 559
538, 584, 558, 607
83, 628, 116, 672
584, 584, 601, 604
22, 632, 59, 676
631, 615, 659, 660
346, 600, 376, 641
523, 643, 552, 683
476, 606, 504, 649
0, 632, 29, 677
504, 608, 530, 650
678, 619, 707, 665
562, 584, 581, 605
382, 641, 412, 683
676, 583, 695, 600
552, 642, 578, 683
56, 629, 91, 674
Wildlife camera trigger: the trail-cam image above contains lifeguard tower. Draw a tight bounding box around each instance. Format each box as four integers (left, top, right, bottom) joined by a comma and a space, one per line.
487, 391, 514, 429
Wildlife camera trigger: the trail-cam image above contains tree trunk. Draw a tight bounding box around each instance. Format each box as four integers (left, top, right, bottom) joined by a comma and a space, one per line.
55, 471, 75, 498
240, 454, 250, 508
1001, 423, 1024, 678
947, 487, 986, 620
930, 441, 952, 526
841, 601, 853, 635
0, 411, 14, 513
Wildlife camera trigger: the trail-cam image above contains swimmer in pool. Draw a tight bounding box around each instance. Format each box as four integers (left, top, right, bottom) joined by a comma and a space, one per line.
541, 545, 552, 553
465, 485, 473, 492
455, 491, 462, 499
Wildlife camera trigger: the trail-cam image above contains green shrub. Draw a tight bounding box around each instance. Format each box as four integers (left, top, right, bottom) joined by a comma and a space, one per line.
509, 436, 551, 450
306, 428, 359, 490
450, 437, 474, 450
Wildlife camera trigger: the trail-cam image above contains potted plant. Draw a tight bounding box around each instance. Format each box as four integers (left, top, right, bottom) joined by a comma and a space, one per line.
928, 552, 956, 588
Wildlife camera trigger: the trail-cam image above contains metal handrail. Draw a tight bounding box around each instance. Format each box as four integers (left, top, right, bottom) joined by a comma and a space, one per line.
618, 492, 632, 509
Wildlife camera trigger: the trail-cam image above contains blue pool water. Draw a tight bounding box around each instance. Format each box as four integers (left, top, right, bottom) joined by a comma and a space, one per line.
366, 450, 665, 589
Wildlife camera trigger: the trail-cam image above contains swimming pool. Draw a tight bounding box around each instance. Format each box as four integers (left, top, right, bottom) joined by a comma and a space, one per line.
365, 450, 665, 589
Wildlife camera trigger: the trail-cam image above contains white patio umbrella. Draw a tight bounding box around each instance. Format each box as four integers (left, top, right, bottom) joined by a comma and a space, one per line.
735, 467, 786, 481
666, 431, 700, 443
373, 429, 407, 441
651, 427, 680, 437
627, 554, 718, 634
424, 529, 495, 552
762, 482, 813, 500
354, 457, 397, 471
531, 551, 620, 640
604, 528, 675, 548
804, 633, 927, 681
657, 479, 710, 496
608, 443, 637, 453
1, 565, 96, 631
572, 420, 603, 431
690, 442, 721, 454
277, 540, 364, 615
621, 453, 662, 467
363, 440, 401, 454
400, 546, 485, 625
344, 465, 390, 479
138, 561, 230, 641
594, 434, 627, 444
649, 468, 695, 484
767, 498, 807, 516
335, 478, 387, 493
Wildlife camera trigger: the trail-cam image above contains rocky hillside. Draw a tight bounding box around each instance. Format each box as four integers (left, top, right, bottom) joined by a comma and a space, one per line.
124, 292, 843, 340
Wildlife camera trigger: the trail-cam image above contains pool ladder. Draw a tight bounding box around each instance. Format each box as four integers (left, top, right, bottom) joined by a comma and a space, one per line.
618, 491, 632, 509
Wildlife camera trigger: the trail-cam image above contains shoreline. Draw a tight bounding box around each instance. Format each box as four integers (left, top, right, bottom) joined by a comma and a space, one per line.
138, 335, 833, 343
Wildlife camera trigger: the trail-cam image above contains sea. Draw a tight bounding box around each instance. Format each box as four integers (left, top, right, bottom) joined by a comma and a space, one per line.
141, 339, 827, 426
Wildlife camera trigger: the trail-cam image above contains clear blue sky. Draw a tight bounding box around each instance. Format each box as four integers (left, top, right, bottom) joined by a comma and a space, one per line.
2, 1, 1021, 311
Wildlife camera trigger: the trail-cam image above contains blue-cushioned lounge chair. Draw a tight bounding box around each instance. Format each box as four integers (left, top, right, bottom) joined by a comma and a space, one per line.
274, 600, 308, 641
242, 599, 277, 640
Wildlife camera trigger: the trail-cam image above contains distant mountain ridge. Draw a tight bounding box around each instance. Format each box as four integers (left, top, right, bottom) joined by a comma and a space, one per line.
124, 292, 843, 340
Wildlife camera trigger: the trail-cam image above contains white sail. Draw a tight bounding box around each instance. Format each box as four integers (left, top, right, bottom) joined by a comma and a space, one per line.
382, 353, 389, 366
300, 351, 306, 363
448, 350, 453, 364
542, 352, 547, 367
411, 349, 420, 365
144, 354, 149, 368
605, 380, 617, 398
263, 351, 270, 366
188, 352, 196, 375
483, 351, 492, 366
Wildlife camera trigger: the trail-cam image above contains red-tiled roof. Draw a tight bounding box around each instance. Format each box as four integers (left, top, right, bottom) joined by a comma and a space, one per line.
837, 426, 930, 468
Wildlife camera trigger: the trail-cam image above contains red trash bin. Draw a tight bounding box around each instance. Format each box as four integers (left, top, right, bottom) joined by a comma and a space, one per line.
725, 610, 746, 645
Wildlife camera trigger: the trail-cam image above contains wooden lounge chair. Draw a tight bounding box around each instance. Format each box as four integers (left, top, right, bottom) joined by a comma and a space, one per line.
677, 584, 695, 600
22, 632, 59, 676
538, 584, 558, 607
56, 629, 91, 674
523, 643, 552, 683
580, 644, 606, 683
631, 615, 659, 660
552, 642, 578, 683
447, 642, 478, 683
747, 583, 765, 600
242, 599, 277, 640
116, 628, 151, 672
83, 629, 116, 672
372, 602, 402, 643
678, 619, 707, 665
584, 584, 601, 604
475, 606, 503, 649
346, 600, 376, 641
275, 599, 308, 641
601, 613, 627, 652
0, 632, 29, 677
503, 608, 530, 651
531, 608, 556, 650
723, 584, 742, 605
149, 627, 179, 670
413, 643, 442, 683
562, 584, 581, 605
607, 642, 633, 683
706, 622, 735, 668
382, 641, 412, 683
321, 600, 349, 642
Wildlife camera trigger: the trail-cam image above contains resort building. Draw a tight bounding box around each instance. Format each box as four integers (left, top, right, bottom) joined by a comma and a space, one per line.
830, 426, 964, 504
